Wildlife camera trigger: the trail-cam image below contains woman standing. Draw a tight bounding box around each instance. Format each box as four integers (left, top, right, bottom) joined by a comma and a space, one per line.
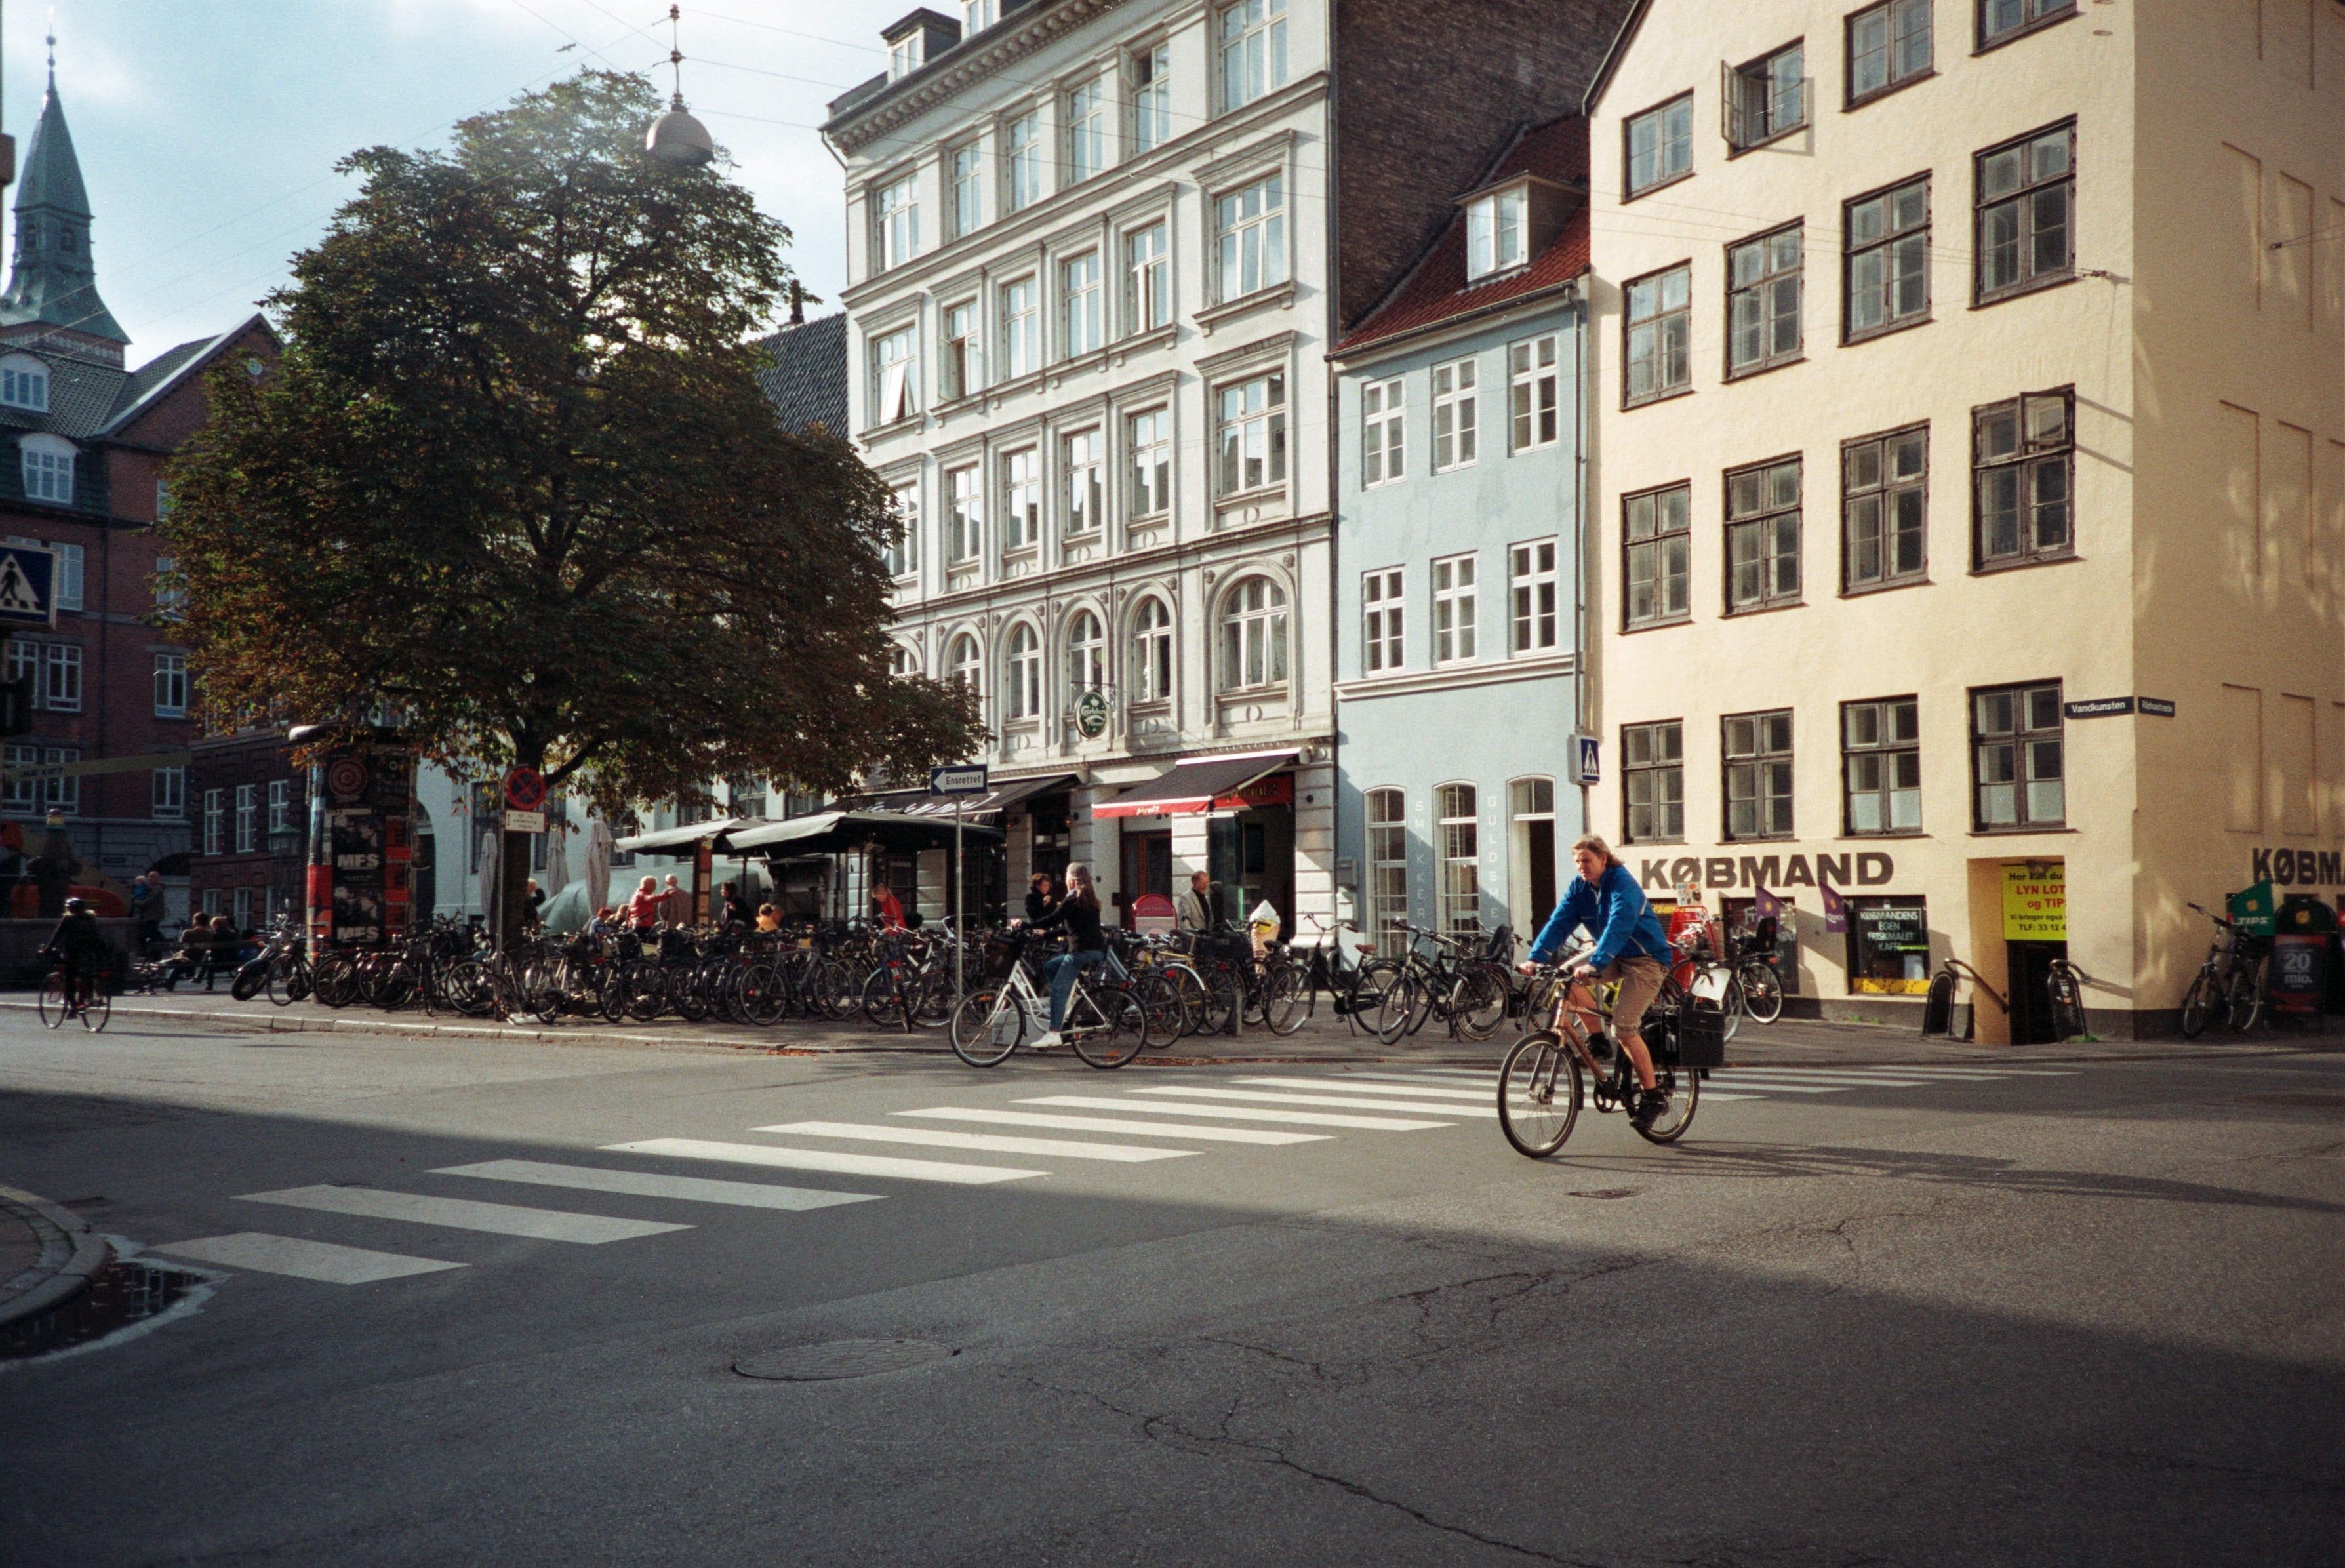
1026, 862, 1106, 1051
1022, 872, 1059, 926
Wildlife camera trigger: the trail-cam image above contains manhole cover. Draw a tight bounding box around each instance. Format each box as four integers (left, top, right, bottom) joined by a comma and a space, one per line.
2232, 1092, 2345, 1110
734, 1338, 952, 1381
1568, 1187, 1643, 1201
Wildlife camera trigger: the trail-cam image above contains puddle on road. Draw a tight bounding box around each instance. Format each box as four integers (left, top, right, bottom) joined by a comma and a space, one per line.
1, 1254, 213, 1365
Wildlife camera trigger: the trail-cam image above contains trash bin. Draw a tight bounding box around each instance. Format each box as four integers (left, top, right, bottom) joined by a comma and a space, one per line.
2274, 896, 2336, 1018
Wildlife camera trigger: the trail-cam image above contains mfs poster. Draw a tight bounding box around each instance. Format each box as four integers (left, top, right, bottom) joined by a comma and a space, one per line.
306, 739, 416, 950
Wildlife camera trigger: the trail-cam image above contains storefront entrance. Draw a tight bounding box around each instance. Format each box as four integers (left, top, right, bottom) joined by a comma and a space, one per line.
1119, 830, 1171, 927
1210, 799, 1294, 940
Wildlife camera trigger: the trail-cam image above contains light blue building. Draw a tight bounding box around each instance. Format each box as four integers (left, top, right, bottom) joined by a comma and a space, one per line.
1329, 117, 1590, 957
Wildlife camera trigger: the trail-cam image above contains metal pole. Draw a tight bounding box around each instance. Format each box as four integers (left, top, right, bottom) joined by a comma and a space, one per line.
953, 797, 964, 1020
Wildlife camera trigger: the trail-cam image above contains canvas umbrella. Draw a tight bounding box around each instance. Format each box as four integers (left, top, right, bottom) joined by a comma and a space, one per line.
585, 814, 614, 912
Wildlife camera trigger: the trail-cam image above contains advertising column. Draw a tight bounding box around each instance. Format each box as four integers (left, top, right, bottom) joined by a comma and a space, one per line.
306, 739, 416, 954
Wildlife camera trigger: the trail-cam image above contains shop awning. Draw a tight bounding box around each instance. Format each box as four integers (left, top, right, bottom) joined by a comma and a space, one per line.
724, 809, 1003, 856
854, 773, 1078, 820
1094, 750, 1297, 820
612, 816, 764, 854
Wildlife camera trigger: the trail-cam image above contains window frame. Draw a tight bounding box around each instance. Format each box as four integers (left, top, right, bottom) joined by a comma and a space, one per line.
1436, 782, 1480, 935
1217, 0, 1289, 112
1365, 788, 1409, 947
1432, 552, 1478, 666
1841, 423, 1930, 593
1976, 0, 2078, 52
1060, 251, 1103, 359
21, 437, 73, 505
1123, 221, 1171, 334
1724, 455, 1804, 614
1062, 78, 1107, 187
1361, 376, 1405, 488
1509, 538, 1558, 655
1130, 43, 1172, 153
1431, 357, 1478, 471
1062, 428, 1104, 537
948, 632, 984, 698
0, 354, 48, 412
1971, 680, 2065, 832
1843, 174, 1933, 343
1508, 334, 1559, 453
871, 171, 919, 273
1003, 111, 1041, 214
1218, 576, 1289, 693
1623, 261, 1693, 407
1361, 567, 1404, 673
1845, 0, 1934, 107
1725, 222, 1805, 379
1127, 407, 1172, 519
1842, 696, 1923, 835
1466, 186, 1530, 281
1002, 447, 1041, 553
41, 642, 81, 712
1973, 119, 2075, 305
1725, 39, 1810, 155
885, 479, 920, 578
946, 464, 983, 563
1066, 609, 1106, 700
940, 299, 978, 401
153, 651, 190, 717
1215, 370, 1288, 496
1722, 709, 1795, 841
1005, 622, 1043, 721
1971, 386, 2075, 572
151, 765, 186, 821
1623, 482, 1693, 630
1132, 596, 1174, 703
1213, 171, 1288, 306
999, 275, 1040, 380
234, 782, 258, 853
1622, 721, 1686, 843
1622, 90, 1695, 200
947, 140, 984, 240
871, 324, 918, 426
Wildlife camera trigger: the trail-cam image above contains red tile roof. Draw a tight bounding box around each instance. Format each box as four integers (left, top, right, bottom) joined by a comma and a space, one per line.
1334, 115, 1592, 356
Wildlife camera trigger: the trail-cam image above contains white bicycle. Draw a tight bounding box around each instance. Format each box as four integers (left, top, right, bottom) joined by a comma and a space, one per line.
948, 935, 1149, 1068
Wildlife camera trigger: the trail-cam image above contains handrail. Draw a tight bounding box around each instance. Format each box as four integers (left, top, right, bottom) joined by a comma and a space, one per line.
1942, 957, 2009, 1014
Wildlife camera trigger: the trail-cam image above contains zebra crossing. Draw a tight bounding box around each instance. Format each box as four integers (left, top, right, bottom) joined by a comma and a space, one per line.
141, 1060, 2064, 1287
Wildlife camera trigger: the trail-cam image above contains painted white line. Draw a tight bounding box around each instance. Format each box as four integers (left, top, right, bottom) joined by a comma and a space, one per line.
897, 1108, 1328, 1145
753, 1121, 1197, 1163
605, 1138, 1045, 1185
237, 1186, 689, 1244
1237, 1076, 1494, 1101
1755, 1066, 2062, 1079
1715, 1074, 1932, 1089
1021, 1095, 1449, 1131
1128, 1086, 1502, 1119
149, 1232, 464, 1284
1403, 1068, 1500, 1079
1681, 1081, 1854, 1094
431, 1160, 884, 1213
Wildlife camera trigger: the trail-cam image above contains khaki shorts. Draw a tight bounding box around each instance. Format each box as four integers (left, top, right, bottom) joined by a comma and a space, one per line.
1599, 955, 1667, 1043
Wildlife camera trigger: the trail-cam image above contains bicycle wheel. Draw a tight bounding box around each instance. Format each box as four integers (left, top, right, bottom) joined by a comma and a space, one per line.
1498, 1032, 1581, 1157
909, 969, 957, 1030
1358, 964, 1418, 1045
1161, 964, 1209, 1036
1197, 963, 1237, 1035
1401, 966, 1437, 1037
441, 959, 497, 1018
1738, 961, 1784, 1024
1632, 1066, 1700, 1144
2224, 954, 2267, 1033
1130, 970, 1186, 1044
2046, 967, 2087, 1041
265, 956, 302, 1007
37, 972, 65, 1028
2178, 969, 2215, 1039
79, 982, 110, 1032
1262, 965, 1309, 1036
861, 967, 907, 1030
1070, 984, 1147, 1068
311, 954, 357, 1008
1717, 974, 1744, 1044
1447, 965, 1508, 1043
949, 986, 1019, 1067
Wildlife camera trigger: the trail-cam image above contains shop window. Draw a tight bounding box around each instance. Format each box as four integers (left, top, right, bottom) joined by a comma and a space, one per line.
1723, 710, 1794, 839
1622, 720, 1684, 842
1847, 896, 1929, 993
1972, 681, 2063, 830
1843, 696, 1921, 834
1437, 783, 1479, 935
1843, 425, 1928, 590
1366, 788, 1408, 947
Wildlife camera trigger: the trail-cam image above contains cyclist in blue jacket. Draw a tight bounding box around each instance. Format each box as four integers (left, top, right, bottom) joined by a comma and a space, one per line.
1521, 835, 1676, 1128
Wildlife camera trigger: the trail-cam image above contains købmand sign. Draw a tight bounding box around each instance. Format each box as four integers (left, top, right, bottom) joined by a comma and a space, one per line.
1635, 848, 1897, 893
2253, 846, 2342, 887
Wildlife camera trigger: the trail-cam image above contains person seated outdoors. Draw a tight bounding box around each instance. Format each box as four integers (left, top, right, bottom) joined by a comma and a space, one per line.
755, 902, 782, 933
41, 896, 113, 1013
720, 881, 752, 932
586, 906, 617, 936
155, 922, 210, 992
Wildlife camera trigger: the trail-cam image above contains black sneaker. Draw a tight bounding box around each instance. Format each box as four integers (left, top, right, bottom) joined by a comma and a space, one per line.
1630, 1086, 1669, 1129
1586, 1031, 1613, 1062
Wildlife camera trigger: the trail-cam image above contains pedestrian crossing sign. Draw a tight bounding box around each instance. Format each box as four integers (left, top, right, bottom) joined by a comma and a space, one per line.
0, 544, 56, 628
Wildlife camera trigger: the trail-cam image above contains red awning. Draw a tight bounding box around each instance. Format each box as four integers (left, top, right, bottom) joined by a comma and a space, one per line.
1093, 750, 1296, 820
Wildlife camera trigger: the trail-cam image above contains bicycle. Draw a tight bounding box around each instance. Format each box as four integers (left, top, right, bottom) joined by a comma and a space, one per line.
1361, 924, 1510, 1044
948, 930, 1148, 1068
2179, 902, 2270, 1037
1496, 962, 1707, 1156
1729, 925, 1786, 1025
1279, 913, 1411, 1038
2043, 955, 2088, 1041
38, 961, 111, 1032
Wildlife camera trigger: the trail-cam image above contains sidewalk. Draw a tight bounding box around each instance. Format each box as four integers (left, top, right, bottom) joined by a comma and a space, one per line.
0, 1185, 109, 1337
2, 990, 2314, 1068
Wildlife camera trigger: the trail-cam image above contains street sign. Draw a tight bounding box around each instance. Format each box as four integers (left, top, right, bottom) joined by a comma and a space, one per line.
0, 544, 56, 629
1571, 735, 1601, 786
1075, 689, 1108, 739
2064, 696, 2134, 719
504, 809, 547, 834
504, 767, 547, 812
929, 763, 989, 796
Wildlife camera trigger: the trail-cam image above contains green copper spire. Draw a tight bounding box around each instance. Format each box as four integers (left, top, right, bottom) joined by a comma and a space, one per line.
0, 66, 129, 350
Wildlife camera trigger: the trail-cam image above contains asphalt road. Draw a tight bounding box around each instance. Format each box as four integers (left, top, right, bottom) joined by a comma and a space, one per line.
2, 1013, 2339, 1567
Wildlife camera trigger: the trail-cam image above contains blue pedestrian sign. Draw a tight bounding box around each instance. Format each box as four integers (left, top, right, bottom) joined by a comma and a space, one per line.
0, 544, 57, 629
1571, 734, 1601, 786
929, 763, 989, 796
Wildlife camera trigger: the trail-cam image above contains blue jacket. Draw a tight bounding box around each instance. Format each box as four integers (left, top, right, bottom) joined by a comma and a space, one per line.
1528, 862, 1671, 970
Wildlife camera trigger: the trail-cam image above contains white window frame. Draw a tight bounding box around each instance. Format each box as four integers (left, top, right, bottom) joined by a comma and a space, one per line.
947, 464, 983, 562
1062, 429, 1104, 536
41, 747, 78, 816
1216, 371, 1287, 496
887, 31, 923, 79
1367, 788, 1409, 946
1132, 597, 1174, 702
1003, 448, 1041, 551
948, 142, 984, 239
949, 633, 984, 697
1066, 610, 1105, 699
1361, 376, 1405, 487
2, 741, 35, 813
1362, 567, 1403, 673
1003, 112, 1041, 214
235, 783, 258, 853
872, 325, 918, 425
1510, 538, 1558, 654
203, 787, 224, 855
1508, 335, 1559, 452
1062, 79, 1106, 186
964, 0, 998, 33
1124, 222, 1170, 333
941, 300, 978, 401
1131, 44, 1171, 153
886, 480, 920, 577
22, 435, 74, 505
1437, 782, 1480, 935
1218, 0, 1289, 110
872, 172, 919, 272
49, 542, 82, 612
0, 354, 48, 412
1218, 576, 1289, 691
153, 555, 184, 620
152, 765, 186, 820
999, 276, 1039, 379
268, 778, 291, 835
1466, 186, 1529, 280
1432, 553, 1477, 665
42, 643, 80, 712
1127, 408, 1171, 518
1214, 172, 1287, 304
1060, 252, 1102, 358
1432, 358, 1477, 471
1005, 622, 1043, 719
154, 651, 188, 717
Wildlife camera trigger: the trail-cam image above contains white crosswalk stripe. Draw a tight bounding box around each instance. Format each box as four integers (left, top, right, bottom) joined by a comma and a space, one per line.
1128, 1085, 1502, 1119
237, 1185, 691, 1243
1389, 1063, 2074, 1101
896, 1108, 1329, 1145
433, 1159, 885, 1212
1236, 1076, 1493, 1101
752, 1121, 1199, 1163
605, 1137, 1048, 1184
150, 1232, 464, 1284
1020, 1095, 1451, 1131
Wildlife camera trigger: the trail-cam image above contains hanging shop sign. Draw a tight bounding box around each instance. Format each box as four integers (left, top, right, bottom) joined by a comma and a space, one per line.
2001, 860, 2066, 942
1075, 689, 1109, 739
308, 739, 416, 950
1214, 773, 1294, 811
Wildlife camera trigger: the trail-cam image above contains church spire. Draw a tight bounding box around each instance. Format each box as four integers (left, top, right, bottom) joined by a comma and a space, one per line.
0, 49, 129, 363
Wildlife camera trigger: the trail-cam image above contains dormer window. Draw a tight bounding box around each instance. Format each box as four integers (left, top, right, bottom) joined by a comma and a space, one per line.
0, 355, 49, 412
965, 0, 997, 32
889, 31, 923, 79
20, 434, 76, 504
1466, 186, 1529, 281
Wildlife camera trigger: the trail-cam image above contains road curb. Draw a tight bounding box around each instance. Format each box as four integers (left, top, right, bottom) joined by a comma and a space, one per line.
0, 1185, 110, 1332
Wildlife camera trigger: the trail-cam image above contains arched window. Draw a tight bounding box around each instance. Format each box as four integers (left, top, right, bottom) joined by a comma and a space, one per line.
890, 642, 920, 679
20, 434, 75, 504
1132, 597, 1172, 702
1218, 576, 1287, 691
1005, 623, 1041, 719
0, 355, 48, 412
948, 633, 983, 696
1066, 611, 1104, 696
1366, 788, 1408, 946
1437, 783, 1479, 935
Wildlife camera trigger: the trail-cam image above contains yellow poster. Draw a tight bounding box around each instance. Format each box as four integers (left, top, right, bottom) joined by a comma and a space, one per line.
2001, 861, 2066, 941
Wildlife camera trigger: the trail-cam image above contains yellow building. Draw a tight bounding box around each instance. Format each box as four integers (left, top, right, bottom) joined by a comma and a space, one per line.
1580, 0, 2344, 1037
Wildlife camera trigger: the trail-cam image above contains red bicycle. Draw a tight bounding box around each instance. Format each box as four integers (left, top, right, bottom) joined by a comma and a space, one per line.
38, 963, 111, 1031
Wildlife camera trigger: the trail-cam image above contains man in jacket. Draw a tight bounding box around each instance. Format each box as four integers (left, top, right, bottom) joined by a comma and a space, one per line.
1523, 834, 1677, 1129
1175, 871, 1215, 935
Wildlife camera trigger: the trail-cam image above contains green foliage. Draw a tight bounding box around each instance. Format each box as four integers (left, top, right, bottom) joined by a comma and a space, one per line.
161, 71, 980, 813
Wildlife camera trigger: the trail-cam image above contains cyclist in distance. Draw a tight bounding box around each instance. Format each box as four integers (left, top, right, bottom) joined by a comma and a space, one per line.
1520, 834, 1677, 1129
42, 896, 111, 1017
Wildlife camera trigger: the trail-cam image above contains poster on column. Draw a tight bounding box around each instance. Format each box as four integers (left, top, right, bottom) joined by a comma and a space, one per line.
311, 739, 417, 949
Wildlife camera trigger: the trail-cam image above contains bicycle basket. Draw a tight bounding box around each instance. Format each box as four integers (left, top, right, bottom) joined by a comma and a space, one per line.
1674, 997, 1727, 1069
1197, 931, 1253, 968
982, 929, 1026, 978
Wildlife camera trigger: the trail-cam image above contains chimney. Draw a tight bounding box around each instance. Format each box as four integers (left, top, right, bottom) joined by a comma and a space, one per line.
789, 279, 805, 325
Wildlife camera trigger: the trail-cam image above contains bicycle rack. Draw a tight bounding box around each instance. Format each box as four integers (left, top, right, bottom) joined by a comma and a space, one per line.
1921, 958, 2007, 1038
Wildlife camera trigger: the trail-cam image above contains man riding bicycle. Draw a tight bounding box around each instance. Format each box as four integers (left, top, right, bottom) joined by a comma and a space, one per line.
1519, 834, 1675, 1129
43, 896, 112, 1016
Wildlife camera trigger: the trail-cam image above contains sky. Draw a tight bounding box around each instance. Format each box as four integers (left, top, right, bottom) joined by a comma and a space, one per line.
1, 0, 904, 365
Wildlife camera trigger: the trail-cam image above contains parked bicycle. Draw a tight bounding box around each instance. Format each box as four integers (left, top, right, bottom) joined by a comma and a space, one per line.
2180, 902, 2270, 1037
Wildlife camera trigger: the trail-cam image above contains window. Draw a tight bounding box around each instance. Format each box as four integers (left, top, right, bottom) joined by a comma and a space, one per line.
152, 765, 186, 820
1062, 430, 1103, 536
1061, 253, 1102, 359
22, 438, 73, 504
1362, 568, 1403, 672
1624, 483, 1692, 628
946, 464, 982, 561
1437, 784, 1479, 934
1843, 425, 1928, 590
999, 276, 1039, 378
5, 636, 32, 693
1367, 788, 1408, 946
1723, 710, 1794, 839
872, 325, 917, 424
949, 633, 983, 696
1726, 457, 1803, 612
203, 788, 223, 854
1508, 336, 1558, 452
1844, 697, 1921, 834
1976, 122, 2074, 301
941, 301, 978, 401
41, 643, 81, 712
1466, 186, 1528, 280
1848, 896, 1931, 992
1625, 93, 1694, 196
887, 30, 923, 79
1133, 597, 1173, 701
872, 173, 918, 271
1432, 359, 1477, 470
1215, 173, 1287, 304
1063, 80, 1106, 185
1979, 0, 2074, 49
0, 355, 47, 411
964, 0, 997, 33
1973, 681, 2063, 829
1848, 0, 1932, 102
1128, 409, 1171, 518
948, 142, 984, 239
1004, 113, 1041, 214
1003, 449, 1041, 550
1973, 388, 2072, 567
1006, 623, 1042, 719
41, 747, 77, 816
1, 743, 31, 813
1066, 611, 1104, 698
1621, 264, 1693, 407
1216, 372, 1287, 494
1510, 540, 1557, 653
1433, 554, 1477, 664
1131, 45, 1171, 153
1124, 222, 1170, 332
1727, 225, 1803, 376
1622, 721, 1685, 841
885, 481, 919, 577
234, 784, 258, 853
153, 556, 184, 620
268, 780, 289, 835
891, 643, 919, 679
233, 887, 252, 929
1845, 178, 1930, 339
1361, 376, 1404, 486
1727, 41, 1807, 151
153, 651, 188, 717
1218, 0, 1287, 110
1219, 577, 1288, 689
49, 542, 81, 612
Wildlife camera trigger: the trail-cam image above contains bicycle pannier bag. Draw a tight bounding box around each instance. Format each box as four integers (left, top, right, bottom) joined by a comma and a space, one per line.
1676, 997, 1727, 1069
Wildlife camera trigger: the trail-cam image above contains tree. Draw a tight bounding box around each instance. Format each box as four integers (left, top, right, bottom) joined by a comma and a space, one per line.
161, 73, 982, 939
